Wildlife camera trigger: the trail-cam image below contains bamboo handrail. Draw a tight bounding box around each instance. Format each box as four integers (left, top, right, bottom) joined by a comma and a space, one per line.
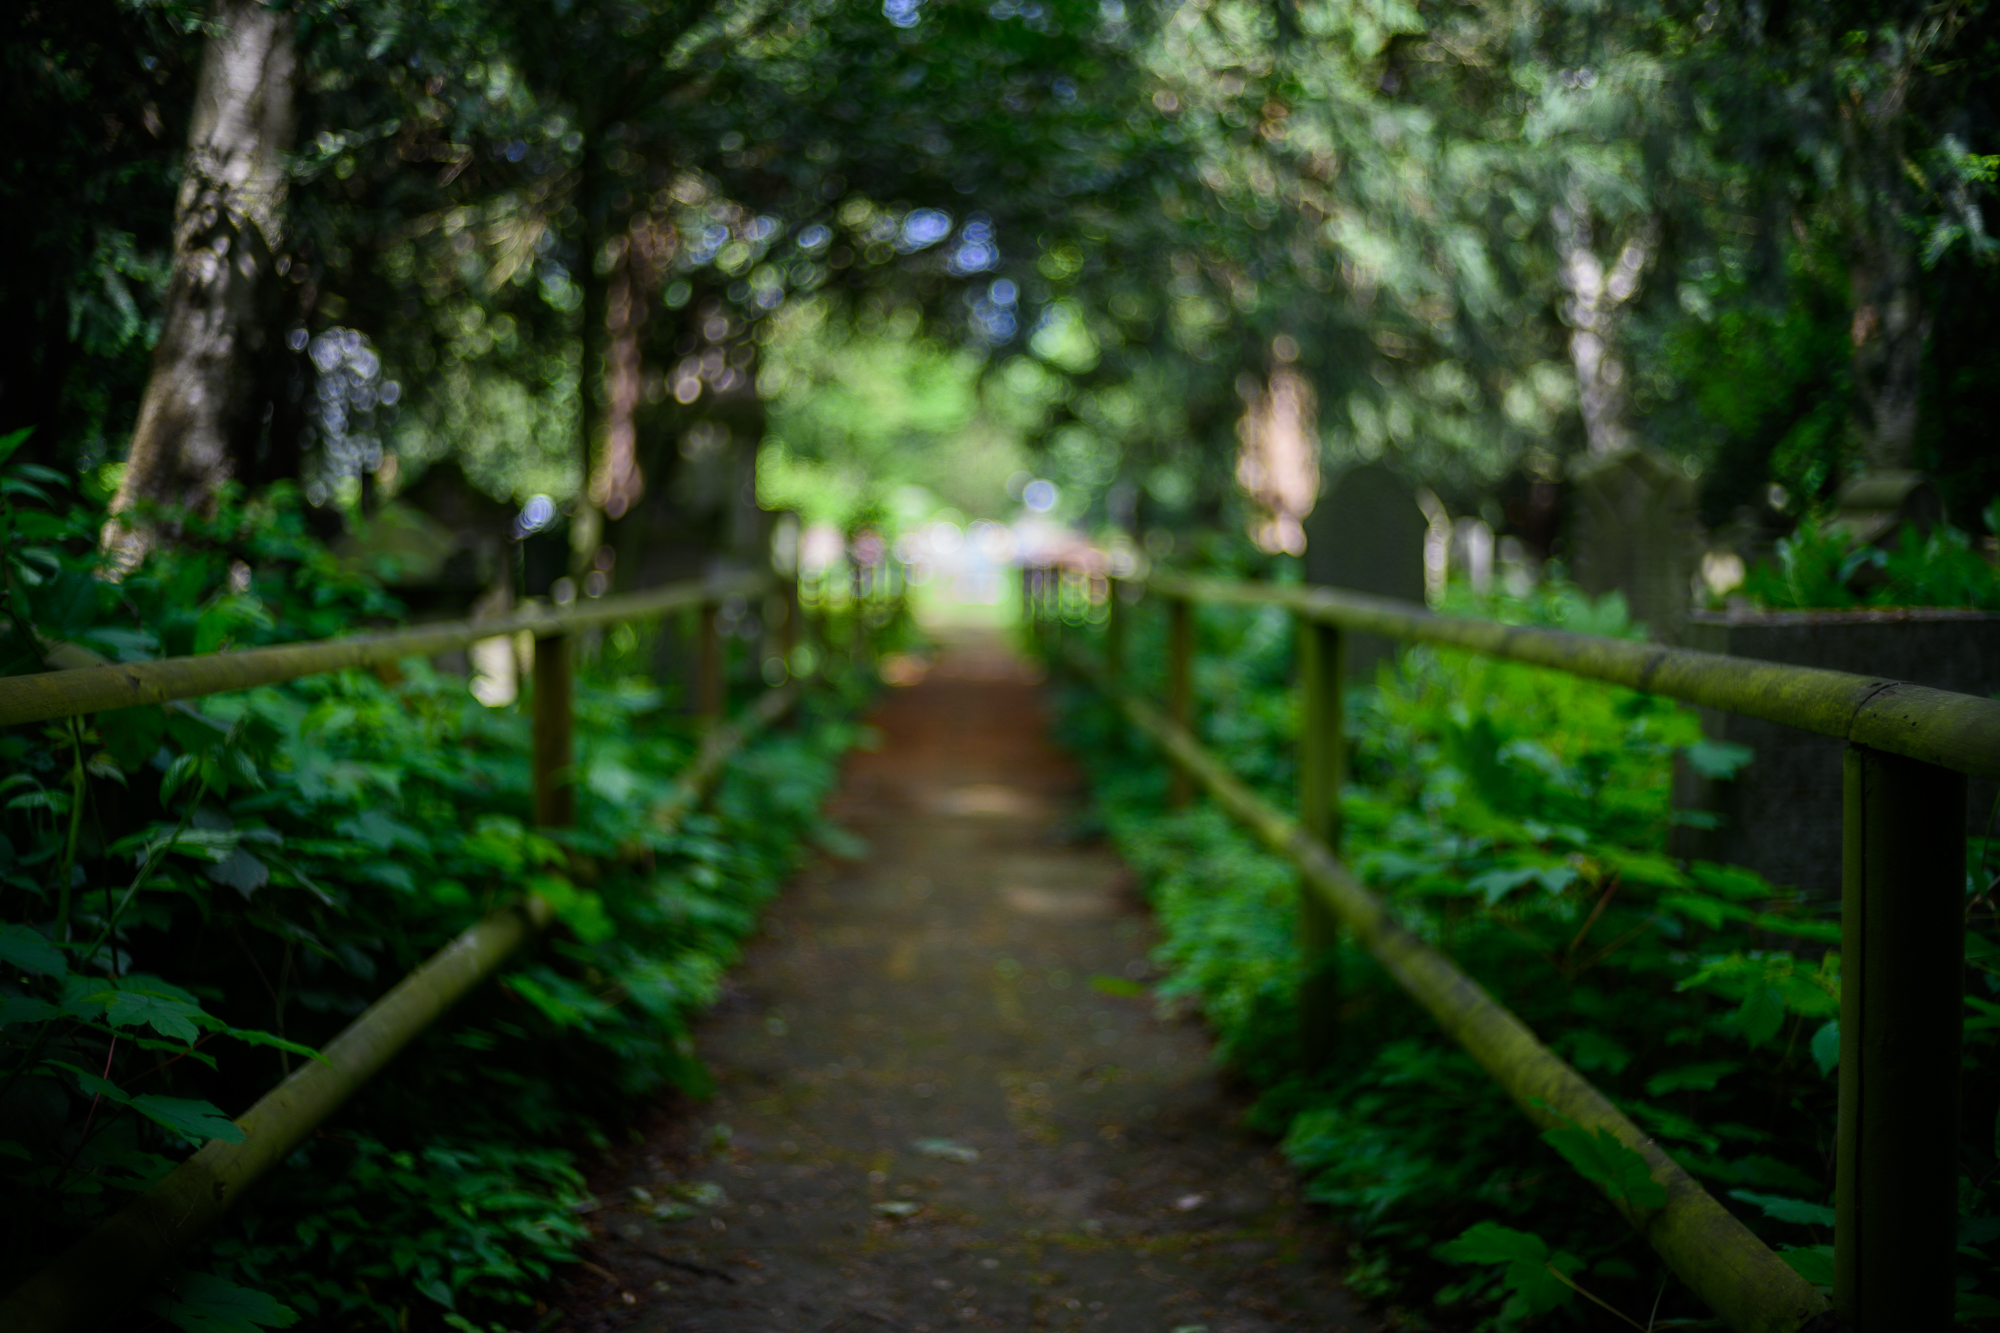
1148, 572, 2000, 780
0, 570, 774, 729
0, 681, 803, 1333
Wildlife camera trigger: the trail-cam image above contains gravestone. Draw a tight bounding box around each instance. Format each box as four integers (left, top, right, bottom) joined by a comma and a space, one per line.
1826, 469, 1943, 547
1568, 447, 1699, 643
1671, 608, 2000, 901
1302, 463, 1427, 683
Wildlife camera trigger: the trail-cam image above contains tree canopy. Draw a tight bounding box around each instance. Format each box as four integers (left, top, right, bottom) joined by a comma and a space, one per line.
4, 0, 1996, 550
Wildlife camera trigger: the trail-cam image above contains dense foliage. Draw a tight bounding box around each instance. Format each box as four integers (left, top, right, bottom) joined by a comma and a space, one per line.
7, 0, 1997, 542
1739, 505, 2000, 611
1052, 574, 2000, 1327
0, 438, 869, 1330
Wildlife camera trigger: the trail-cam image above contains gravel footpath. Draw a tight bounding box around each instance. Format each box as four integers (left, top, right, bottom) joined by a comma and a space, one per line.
554, 635, 1362, 1333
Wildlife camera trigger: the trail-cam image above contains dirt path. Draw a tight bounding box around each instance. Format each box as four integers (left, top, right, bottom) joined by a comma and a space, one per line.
558, 635, 1362, 1333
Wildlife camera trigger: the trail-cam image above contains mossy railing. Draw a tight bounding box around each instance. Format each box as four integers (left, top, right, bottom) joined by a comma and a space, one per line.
1026, 565, 2000, 1333
0, 568, 811, 1332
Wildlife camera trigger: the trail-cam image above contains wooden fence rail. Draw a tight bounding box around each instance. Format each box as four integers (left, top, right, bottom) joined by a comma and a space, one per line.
1030, 564, 2000, 1333
0, 566, 823, 1333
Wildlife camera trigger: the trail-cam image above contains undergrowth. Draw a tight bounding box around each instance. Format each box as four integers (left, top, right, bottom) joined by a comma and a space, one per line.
1052, 567, 2000, 1329
1739, 502, 2000, 611
0, 431, 869, 1331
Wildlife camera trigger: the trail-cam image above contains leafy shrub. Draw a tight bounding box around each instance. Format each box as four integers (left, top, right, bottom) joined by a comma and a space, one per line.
0, 434, 866, 1329
1741, 502, 2000, 611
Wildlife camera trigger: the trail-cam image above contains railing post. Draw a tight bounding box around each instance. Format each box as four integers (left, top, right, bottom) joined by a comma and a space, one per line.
1167, 594, 1193, 808
1030, 565, 1050, 647
1106, 576, 1125, 676
1297, 618, 1346, 1066
696, 598, 723, 723
532, 632, 574, 828
1836, 746, 1967, 1331
780, 573, 801, 670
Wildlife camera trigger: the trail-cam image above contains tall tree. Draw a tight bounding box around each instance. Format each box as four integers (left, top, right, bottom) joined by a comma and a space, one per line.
108, 0, 298, 554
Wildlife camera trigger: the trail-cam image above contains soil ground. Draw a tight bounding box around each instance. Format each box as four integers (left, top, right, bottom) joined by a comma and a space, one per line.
554, 634, 1364, 1333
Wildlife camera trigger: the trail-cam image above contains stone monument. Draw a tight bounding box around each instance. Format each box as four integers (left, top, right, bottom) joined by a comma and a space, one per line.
1568, 447, 1699, 643
1302, 463, 1427, 683
1672, 608, 2000, 900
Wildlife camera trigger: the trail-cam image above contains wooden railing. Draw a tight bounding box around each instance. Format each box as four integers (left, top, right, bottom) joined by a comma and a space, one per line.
1026, 564, 2000, 1333
0, 567, 822, 1333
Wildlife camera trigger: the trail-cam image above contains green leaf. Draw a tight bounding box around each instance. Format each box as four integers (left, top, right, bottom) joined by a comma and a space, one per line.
1436, 1222, 1579, 1317
212, 1022, 326, 1065
1437, 1220, 1547, 1265
1729, 1189, 1834, 1226
1778, 1244, 1834, 1286
86, 977, 208, 1042
1744, 910, 1842, 944
1660, 891, 1741, 930
335, 809, 428, 853
1644, 1061, 1741, 1096
1683, 739, 1754, 779
1810, 1021, 1839, 1077
1736, 987, 1786, 1046
1593, 846, 1691, 889
528, 874, 615, 945
99, 707, 169, 769
1089, 974, 1145, 998
0, 996, 62, 1026
159, 754, 201, 804
1464, 866, 1541, 904
150, 1272, 299, 1333
413, 1277, 455, 1309
358, 859, 416, 894
132, 1096, 246, 1145
77, 626, 160, 663
1958, 1215, 2000, 1248
28, 570, 103, 639
60, 1063, 137, 1106
205, 848, 270, 898
0, 923, 68, 977
1541, 1122, 1668, 1209
0, 427, 34, 468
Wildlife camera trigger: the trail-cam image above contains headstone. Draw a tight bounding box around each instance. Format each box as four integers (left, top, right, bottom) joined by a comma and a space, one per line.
1302, 463, 1427, 683
1450, 517, 1495, 594
1671, 608, 2000, 900
1826, 469, 1943, 547
1568, 446, 1698, 643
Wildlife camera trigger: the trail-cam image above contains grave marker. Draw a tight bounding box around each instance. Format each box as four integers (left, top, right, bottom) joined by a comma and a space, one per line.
1302, 463, 1427, 682
1569, 447, 1698, 643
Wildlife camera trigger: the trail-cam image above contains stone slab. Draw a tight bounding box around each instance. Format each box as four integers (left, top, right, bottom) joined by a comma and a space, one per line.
1671, 608, 2000, 899
1303, 463, 1426, 683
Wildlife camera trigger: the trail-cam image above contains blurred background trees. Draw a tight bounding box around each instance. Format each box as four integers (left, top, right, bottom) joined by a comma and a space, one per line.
3, 0, 1995, 581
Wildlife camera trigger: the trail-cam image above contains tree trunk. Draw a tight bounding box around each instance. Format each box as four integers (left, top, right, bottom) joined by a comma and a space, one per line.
1552, 201, 1651, 458
592, 217, 672, 529
108, 0, 296, 556
1842, 108, 1926, 473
